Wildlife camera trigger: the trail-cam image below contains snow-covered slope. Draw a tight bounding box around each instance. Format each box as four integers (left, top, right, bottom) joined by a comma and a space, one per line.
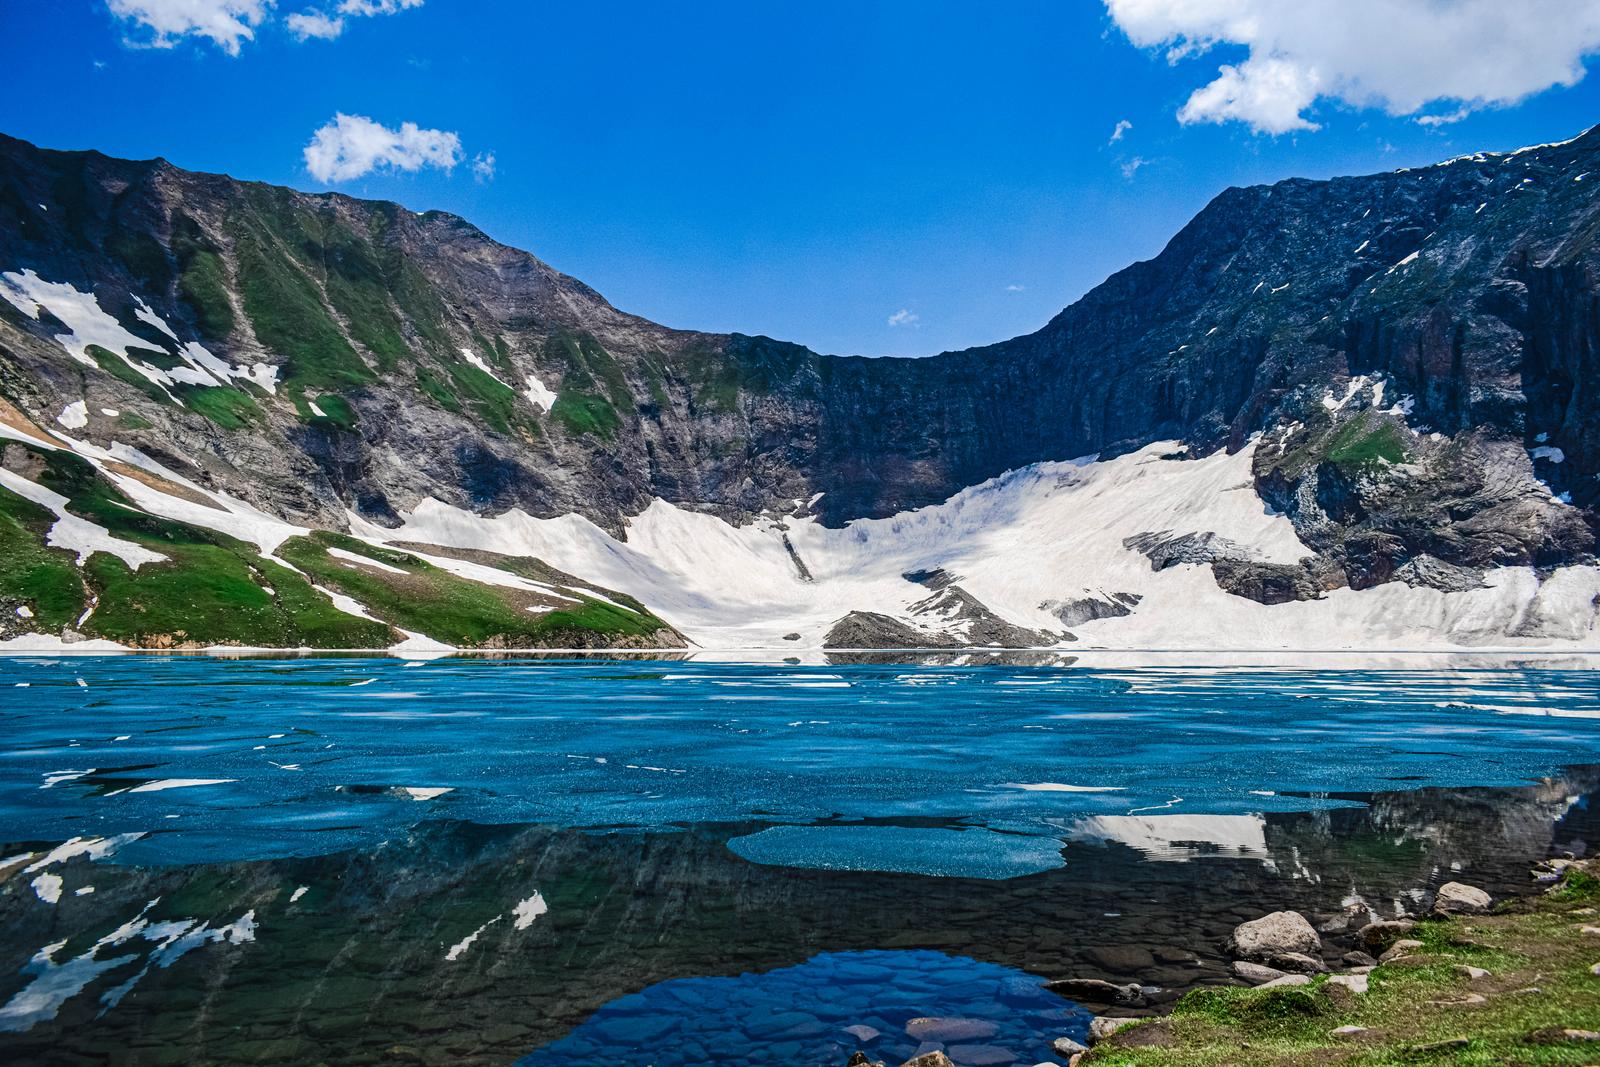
343, 442, 1600, 651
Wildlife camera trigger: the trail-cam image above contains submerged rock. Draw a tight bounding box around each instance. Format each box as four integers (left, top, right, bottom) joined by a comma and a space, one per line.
1043, 979, 1146, 1006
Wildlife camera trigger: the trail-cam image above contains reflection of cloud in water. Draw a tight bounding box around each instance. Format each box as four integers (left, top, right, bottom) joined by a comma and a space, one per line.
1065, 813, 1272, 863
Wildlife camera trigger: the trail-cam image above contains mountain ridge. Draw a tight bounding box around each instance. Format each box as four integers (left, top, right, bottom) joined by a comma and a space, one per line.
2, 126, 1599, 650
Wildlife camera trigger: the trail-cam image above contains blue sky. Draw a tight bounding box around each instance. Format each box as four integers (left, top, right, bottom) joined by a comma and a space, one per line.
3, 1, 1599, 357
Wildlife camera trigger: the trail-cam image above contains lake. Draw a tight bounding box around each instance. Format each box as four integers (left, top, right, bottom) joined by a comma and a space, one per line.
0, 653, 1597, 1065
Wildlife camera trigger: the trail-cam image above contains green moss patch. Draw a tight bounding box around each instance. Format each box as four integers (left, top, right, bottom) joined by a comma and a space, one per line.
175, 385, 261, 430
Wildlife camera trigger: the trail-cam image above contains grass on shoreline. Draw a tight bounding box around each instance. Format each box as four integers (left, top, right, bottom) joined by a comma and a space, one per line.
1083, 864, 1600, 1066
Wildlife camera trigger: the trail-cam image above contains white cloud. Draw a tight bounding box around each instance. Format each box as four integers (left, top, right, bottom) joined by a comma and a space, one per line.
286, 10, 343, 39
107, 0, 273, 56
1005, 284, 1026, 292
303, 114, 462, 183
337, 0, 422, 12
1109, 119, 1132, 143
1121, 156, 1148, 178
1104, 0, 1600, 135
472, 152, 496, 183
887, 309, 918, 327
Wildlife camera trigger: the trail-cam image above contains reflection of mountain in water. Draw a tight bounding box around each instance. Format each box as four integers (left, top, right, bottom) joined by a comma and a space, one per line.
0, 771, 1595, 1065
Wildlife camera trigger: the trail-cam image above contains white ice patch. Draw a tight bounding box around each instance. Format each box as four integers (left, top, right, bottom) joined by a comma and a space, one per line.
1004, 782, 1126, 793
55, 401, 88, 429
512, 891, 548, 930
31, 874, 63, 904
289, 886, 309, 903
1531, 445, 1566, 464
523, 374, 556, 413
14, 605, 32, 619
398, 786, 452, 801
117, 778, 236, 794
0, 466, 167, 569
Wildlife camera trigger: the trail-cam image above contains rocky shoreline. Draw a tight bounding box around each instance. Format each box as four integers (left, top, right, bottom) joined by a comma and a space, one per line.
840, 857, 1600, 1067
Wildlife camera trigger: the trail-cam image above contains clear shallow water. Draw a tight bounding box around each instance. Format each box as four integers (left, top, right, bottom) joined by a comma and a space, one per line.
516, 950, 1092, 1067
0, 655, 1597, 1065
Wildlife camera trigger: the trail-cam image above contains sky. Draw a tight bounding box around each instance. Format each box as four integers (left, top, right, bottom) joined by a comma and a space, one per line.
3, 1, 1600, 358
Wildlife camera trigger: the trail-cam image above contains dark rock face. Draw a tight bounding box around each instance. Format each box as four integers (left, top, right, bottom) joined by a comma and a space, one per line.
1040, 593, 1141, 626
2, 128, 1598, 593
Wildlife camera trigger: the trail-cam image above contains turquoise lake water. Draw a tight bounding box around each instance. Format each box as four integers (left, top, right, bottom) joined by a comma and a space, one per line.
0, 655, 1597, 1064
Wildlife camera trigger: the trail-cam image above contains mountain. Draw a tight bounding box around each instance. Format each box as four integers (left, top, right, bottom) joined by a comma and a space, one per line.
1, 128, 1598, 651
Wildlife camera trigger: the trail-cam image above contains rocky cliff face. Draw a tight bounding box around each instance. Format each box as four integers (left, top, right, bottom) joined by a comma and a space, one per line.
1, 128, 1598, 637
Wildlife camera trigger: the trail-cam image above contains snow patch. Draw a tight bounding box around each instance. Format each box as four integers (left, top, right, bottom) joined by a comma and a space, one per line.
523, 375, 556, 413
55, 401, 88, 429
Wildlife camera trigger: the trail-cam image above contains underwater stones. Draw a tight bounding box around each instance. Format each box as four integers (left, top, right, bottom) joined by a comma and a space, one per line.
1084, 945, 1155, 973
1226, 911, 1320, 960
844, 1024, 882, 1043
1432, 882, 1492, 915
589, 1013, 680, 1045
904, 1018, 998, 1043
1042, 979, 1146, 1006
945, 1045, 1017, 1065
900, 1053, 956, 1067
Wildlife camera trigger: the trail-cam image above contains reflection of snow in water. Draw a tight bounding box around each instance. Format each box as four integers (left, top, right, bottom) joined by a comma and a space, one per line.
0, 896, 256, 1032
1065, 813, 1273, 864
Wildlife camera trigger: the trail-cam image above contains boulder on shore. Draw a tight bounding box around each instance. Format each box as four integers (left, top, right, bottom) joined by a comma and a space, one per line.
1226, 911, 1320, 959
1432, 882, 1492, 915
1359, 919, 1416, 950
1088, 1016, 1139, 1043
1231, 961, 1286, 985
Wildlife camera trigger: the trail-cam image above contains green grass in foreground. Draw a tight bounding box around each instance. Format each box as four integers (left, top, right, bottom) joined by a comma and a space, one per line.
1083, 863, 1600, 1066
